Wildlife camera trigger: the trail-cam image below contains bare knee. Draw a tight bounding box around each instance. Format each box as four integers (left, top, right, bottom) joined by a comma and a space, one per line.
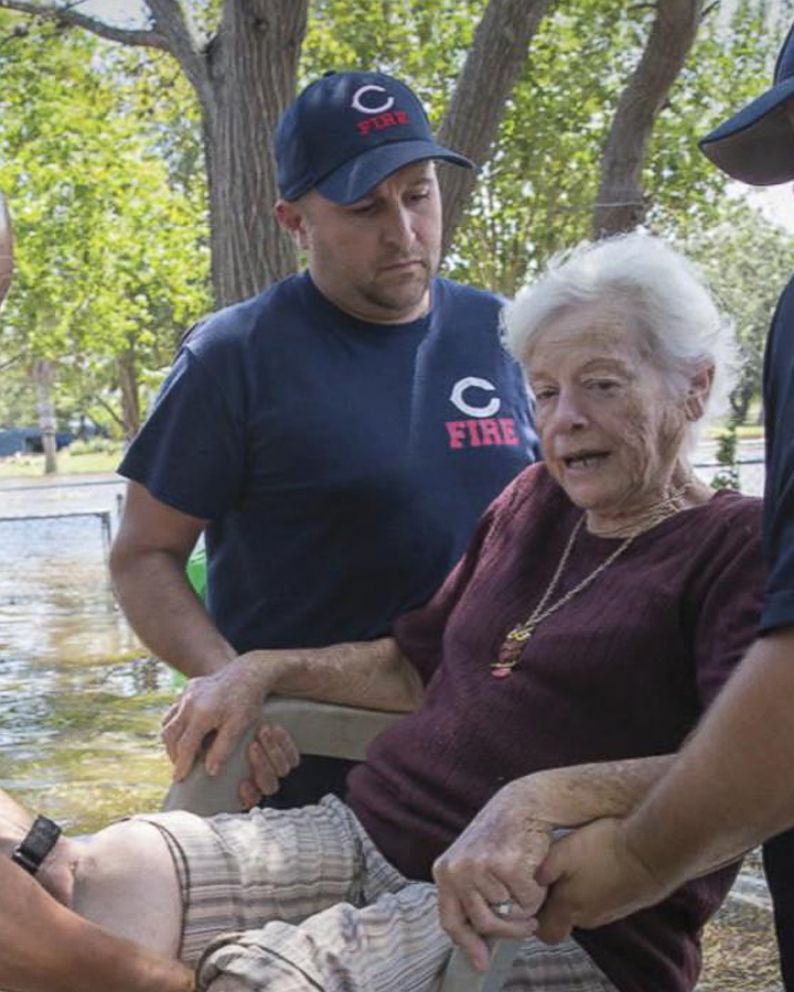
72, 820, 183, 958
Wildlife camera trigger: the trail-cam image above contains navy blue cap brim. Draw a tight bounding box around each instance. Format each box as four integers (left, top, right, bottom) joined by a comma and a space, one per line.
314, 140, 473, 204
700, 76, 794, 185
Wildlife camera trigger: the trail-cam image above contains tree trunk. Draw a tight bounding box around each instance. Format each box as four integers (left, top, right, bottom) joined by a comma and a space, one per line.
31, 359, 58, 475
202, 0, 308, 305
437, 0, 555, 258
0, 191, 12, 306
117, 348, 141, 440
592, 0, 703, 238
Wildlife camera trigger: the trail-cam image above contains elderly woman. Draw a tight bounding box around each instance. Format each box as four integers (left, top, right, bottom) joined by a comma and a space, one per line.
0, 233, 763, 992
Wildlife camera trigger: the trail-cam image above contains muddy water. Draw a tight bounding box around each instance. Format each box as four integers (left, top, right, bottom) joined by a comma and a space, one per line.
0, 475, 175, 833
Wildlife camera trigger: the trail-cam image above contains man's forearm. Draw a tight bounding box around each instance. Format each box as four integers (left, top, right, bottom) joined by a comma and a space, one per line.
110, 546, 235, 678
620, 627, 794, 890
244, 637, 424, 713
1, 863, 193, 992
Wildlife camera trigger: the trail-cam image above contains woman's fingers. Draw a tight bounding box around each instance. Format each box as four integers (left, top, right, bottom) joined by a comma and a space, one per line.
437, 888, 492, 972
245, 724, 300, 798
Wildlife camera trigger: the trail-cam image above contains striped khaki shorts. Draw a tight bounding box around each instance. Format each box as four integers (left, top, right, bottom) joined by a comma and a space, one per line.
137, 796, 616, 992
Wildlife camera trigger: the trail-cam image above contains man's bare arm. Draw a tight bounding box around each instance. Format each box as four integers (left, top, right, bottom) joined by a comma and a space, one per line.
110, 481, 235, 677
432, 753, 674, 971
537, 627, 794, 940
0, 861, 193, 992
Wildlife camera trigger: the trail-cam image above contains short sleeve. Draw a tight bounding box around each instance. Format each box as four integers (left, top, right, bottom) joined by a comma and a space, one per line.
690, 503, 765, 707
760, 280, 794, 632
118, 347, 248, 521
761, 434, 794, 632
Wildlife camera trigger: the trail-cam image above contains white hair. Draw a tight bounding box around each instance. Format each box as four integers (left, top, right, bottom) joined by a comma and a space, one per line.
501, 233, 737, 445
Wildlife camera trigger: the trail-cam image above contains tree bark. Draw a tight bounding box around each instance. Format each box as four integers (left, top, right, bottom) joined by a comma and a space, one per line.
203, 0, 307, 305
31, 359, 58, 474
117, 349, 141, 440
437, 0, 555, 258
0, 191, 12, 306
592, 0, 703, 238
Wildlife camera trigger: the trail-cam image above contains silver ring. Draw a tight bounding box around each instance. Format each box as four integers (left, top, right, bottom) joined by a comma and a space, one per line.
490, 899, 512, 918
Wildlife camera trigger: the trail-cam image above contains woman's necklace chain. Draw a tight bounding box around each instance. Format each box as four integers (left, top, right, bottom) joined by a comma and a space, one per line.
490, 485, 690, 679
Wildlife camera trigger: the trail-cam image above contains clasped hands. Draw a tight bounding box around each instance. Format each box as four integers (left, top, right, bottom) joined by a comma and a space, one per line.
161, 653, 299, 808
433, 785, 664, 970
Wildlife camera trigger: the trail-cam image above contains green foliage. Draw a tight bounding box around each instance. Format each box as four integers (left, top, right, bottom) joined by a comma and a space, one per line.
304, 0, 794, 305
0, 0, 791, 435
0, 16, 210, 434
711, 420, 741, 491
684, 198, 794, 424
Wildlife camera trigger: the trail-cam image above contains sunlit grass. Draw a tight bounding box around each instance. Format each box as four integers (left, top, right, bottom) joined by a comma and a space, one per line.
0, 446, 124, 478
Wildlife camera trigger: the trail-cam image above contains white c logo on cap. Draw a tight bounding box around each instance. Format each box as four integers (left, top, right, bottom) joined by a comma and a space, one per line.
351, 85, 395, 115
450, 377, 501, 418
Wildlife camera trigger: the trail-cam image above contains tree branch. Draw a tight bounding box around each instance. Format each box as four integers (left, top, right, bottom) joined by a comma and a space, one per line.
88, 391, 126, 431
142, 0, 214, 114
0, 0, 169, 50
592, 0, 704, 236
0, 351, 24, 373
436, 0, 556, 257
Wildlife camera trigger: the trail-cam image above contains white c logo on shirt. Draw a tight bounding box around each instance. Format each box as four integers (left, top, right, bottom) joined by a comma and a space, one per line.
351, 85, 395, 115
450, 377, 501, 418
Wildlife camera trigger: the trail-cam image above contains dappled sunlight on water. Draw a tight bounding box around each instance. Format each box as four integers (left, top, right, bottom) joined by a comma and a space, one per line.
0, 478, 177, 832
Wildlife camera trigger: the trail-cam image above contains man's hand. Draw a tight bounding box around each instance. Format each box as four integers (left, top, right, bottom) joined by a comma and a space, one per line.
162, 655, 277, 782
535, 817, 668, 943
432, 785, 549, 972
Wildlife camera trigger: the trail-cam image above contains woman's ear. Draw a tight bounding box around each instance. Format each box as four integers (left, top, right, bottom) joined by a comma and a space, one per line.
684, 363, 715, 421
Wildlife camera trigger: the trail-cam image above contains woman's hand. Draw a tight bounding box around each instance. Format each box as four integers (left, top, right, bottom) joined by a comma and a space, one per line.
162, 654, 279, 782
238, 722, 300, 808
432, 783, 550, 971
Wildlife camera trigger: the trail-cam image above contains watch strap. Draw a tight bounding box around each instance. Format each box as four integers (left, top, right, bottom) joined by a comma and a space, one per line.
11, 815, 62, 876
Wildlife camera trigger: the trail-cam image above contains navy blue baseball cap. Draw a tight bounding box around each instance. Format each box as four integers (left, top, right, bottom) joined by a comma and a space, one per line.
275, 70, 473, 204
700, 20, 794, 185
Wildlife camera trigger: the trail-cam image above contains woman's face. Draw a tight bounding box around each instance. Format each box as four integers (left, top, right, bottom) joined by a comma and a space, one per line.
525, 303, 689, 518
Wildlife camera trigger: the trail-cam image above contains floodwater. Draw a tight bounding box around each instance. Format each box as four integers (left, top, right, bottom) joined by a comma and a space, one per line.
0, 474, 175, 833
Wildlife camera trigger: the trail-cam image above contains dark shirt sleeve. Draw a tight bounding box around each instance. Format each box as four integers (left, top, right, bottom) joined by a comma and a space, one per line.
763, 490, 794, 632
760, 278, 794, 633
393, 476, 526, 684
118, 347, 247, 521
689, 502, 765, 707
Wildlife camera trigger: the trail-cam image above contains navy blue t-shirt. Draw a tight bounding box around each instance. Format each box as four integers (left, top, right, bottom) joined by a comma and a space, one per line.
119, 272, 537, 653
760, 274, 794, 633
758, 274, 794, 992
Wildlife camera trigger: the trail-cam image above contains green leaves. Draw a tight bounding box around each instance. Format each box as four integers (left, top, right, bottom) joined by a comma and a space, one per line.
0, 0, 790, 436
0, 16, 209, 436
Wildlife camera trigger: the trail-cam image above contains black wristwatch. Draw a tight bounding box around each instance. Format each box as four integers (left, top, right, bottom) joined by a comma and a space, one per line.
11, 815, 62, 876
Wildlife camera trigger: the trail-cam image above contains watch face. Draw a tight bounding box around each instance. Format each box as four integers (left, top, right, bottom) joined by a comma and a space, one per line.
11, 815, 61, 875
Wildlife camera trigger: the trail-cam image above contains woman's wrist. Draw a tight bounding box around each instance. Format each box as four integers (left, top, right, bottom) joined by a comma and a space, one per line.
231, 650, 285, 696
499, 772, 557, 825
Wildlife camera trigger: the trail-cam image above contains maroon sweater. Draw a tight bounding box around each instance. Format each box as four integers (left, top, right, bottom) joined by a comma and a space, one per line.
346, 464, 764, 992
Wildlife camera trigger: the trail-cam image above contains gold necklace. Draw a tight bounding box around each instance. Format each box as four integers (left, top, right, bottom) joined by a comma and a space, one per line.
490, 485, 690, 679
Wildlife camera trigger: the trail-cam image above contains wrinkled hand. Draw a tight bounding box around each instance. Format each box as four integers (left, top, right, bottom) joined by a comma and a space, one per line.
432, 786, 550, 972
535, 817, 667, 944
162, 655, 277, 782
238, 721, 300, 808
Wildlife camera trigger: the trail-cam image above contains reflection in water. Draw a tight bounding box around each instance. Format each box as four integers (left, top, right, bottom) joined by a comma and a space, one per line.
0, 479, 176, 832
